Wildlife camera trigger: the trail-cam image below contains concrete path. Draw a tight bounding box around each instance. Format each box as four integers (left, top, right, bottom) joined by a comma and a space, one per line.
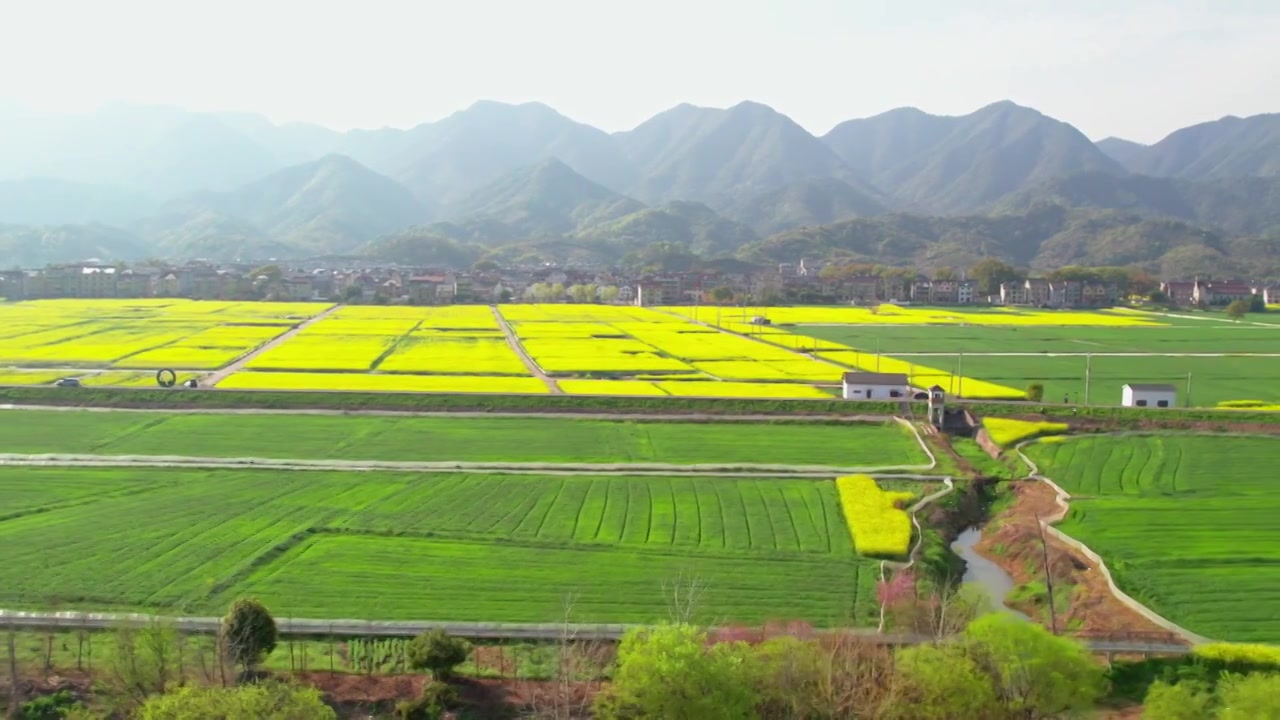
491, 306, 561, 394
0, 452, 946, 477
203, 304, 341, 386
0, 608, 1194, 653
0, 403, 897, 423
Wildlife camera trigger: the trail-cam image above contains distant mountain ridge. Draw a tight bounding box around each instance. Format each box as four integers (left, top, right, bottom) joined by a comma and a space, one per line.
1, 99, 1279, 273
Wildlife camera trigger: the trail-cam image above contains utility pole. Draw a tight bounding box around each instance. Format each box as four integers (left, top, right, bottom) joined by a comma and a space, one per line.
957, 352, 964, 398
1036, 514, 1058, 635
876, 336, 881, 372
1084, 353, 1092, 405
1186, 371, 1193, 408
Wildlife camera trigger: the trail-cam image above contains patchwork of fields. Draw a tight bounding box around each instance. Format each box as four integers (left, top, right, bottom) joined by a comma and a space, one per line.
6, 299, 1274, 404
1025, 434, 1280, 642
0, 466, 883, 624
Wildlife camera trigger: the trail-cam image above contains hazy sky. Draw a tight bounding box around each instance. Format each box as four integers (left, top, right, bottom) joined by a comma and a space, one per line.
2, 0, 1277, 143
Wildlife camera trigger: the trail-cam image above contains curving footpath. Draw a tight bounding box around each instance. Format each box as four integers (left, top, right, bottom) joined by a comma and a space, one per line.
1014, 440, 1212, 645
877, 475, 956, 632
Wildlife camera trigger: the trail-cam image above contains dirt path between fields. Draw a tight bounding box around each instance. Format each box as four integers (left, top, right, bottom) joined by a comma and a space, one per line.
492, 306, 562, 394
203, 304, 341, 386
0, 452, 948, 478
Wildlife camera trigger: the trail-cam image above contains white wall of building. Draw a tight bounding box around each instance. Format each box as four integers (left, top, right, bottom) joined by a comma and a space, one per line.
1121, 386, 1177, 408
843, 382, 908, 400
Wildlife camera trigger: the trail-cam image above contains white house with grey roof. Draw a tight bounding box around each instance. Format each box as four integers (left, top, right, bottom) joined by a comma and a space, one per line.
842, 372, 910, 400
1122, 383, 1177, 408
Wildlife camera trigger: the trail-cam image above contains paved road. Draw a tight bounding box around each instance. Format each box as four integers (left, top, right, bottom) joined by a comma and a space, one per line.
491, 306, 562, 394
0, 609, 1192, 654
204, 304, 340, 386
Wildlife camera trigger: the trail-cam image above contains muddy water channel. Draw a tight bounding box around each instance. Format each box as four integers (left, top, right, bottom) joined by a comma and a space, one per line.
951, 527, 1031, 621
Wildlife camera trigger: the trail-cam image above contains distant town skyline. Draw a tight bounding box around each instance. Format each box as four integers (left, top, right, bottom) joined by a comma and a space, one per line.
2, 0, 1278, 143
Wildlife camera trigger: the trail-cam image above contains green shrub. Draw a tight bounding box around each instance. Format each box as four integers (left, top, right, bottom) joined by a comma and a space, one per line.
407, 629, 471, 680
395, 682, 459, 720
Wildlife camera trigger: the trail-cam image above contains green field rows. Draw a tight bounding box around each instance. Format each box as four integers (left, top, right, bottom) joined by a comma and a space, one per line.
239, 535, 871, 625
917, 354, 1280, 406
0, 467, 879, 625
795, 321, 1280, 405
0, 410, 926, 467
795, 319, 1280, 355
1025, 434, 1280, 642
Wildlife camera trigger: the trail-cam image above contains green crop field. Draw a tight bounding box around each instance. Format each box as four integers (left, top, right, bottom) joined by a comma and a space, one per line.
794, 320, 1280, 406
909, 354, 1280, 406
0, 410, 927, 468
1025, 434, 1280, 642
0, 467, 879, 625
794, 317, 1280, 354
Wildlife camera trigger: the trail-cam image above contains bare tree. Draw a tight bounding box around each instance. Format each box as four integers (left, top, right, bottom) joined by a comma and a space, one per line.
814, 633, 898, 717
526, 594, 606, 719
663, 571, 708, 625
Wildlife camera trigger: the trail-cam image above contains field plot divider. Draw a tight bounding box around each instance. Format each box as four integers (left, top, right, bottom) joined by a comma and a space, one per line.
491, 306, 562, 394
1015, 439, 1212, 645
203, 304, 341, 387
0, 454, 945, 476
893, 417, 937, 472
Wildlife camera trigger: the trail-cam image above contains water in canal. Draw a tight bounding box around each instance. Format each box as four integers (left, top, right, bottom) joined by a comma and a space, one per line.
951, 526, 1031, 621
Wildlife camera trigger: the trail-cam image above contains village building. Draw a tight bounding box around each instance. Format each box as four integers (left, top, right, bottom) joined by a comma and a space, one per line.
1121, 383, 1177, 408
841, 372, 910, 401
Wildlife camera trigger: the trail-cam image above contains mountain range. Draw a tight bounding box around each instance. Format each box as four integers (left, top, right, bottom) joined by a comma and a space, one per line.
1, 100, 1279, 277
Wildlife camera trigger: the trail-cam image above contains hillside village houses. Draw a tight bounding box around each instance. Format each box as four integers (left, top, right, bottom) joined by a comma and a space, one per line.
0, 258, 1272, 309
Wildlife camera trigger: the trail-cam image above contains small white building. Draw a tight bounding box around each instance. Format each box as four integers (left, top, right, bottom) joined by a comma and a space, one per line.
842, 372, 910, 401
1122, 383, 1177, 408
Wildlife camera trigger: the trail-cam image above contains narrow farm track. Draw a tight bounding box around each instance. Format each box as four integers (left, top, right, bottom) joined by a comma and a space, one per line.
0, 403, 900, 423
0, 608, 1195, 654
491, 305, 562, 394
0, 453, 945, 478
203, 304, 341, 386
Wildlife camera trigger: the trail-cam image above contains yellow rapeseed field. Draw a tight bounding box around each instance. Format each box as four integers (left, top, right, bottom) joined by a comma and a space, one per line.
219, 372, 549, 394
0, 369, 70, 385
835, 474, 915, 557
556, 379, 671, 396
655, 380, 833, 399
0, 299, 327, 368
378, 337, 528, 375
982, 418, 1070, 447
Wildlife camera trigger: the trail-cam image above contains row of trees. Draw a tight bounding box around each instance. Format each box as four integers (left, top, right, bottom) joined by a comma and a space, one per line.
522, 282, 623, 304
596, 615, 1106, 720
15, 595, 1280, 718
